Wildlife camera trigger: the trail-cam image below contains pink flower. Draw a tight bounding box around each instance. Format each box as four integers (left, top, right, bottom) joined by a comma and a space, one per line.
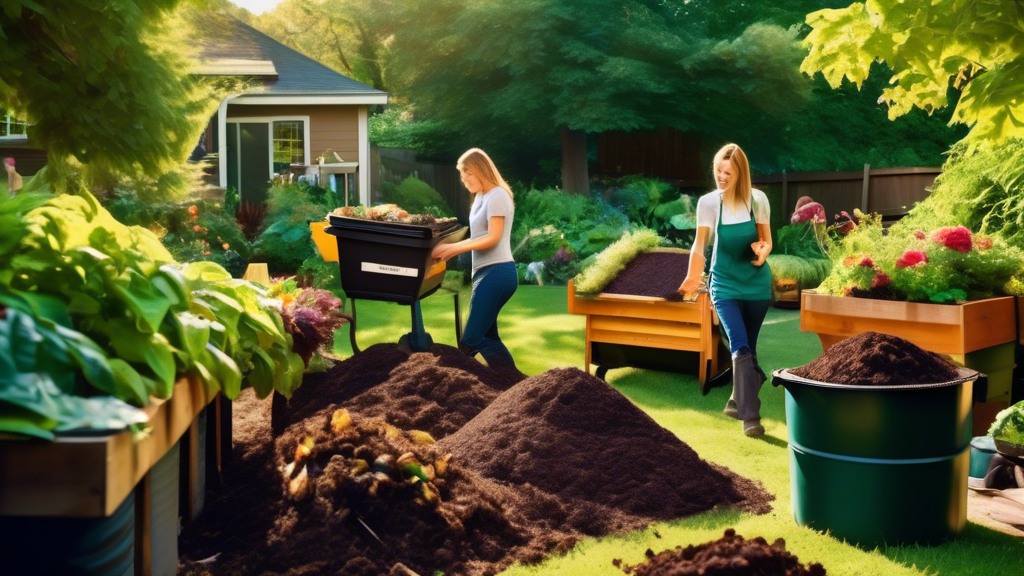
791, 202, 826, 224
896, 250, 928, 268
859, 257, 874, 268
931, 226, 972, 253
913, 230, 926, 240
871, 272, 891, 289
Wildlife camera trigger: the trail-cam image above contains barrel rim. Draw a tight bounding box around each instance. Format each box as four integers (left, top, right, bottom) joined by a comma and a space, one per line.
772, 366, 979, 391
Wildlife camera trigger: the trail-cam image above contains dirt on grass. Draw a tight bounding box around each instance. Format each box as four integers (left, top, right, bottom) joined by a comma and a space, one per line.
614, 528, 827, 576
601, 251, 691, 300
179, 345, 773, 576
788, 331, 960, 386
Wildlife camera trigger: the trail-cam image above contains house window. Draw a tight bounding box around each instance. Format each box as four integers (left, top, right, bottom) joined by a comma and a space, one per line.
1, 113, 28, 138
272, 120, 304, 173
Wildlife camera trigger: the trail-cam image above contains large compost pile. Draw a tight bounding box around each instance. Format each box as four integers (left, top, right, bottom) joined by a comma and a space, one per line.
180, 344, 771, 575
789, 332, 960, 386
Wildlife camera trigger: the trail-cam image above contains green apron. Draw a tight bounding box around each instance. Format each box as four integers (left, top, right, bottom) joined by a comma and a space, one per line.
709, 196, 771, 301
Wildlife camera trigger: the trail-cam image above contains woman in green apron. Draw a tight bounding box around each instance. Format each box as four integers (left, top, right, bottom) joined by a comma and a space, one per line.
680, 143, 772, 437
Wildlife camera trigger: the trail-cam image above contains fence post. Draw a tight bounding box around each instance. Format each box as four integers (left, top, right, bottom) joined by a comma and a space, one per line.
861, 164, 871, 213
781, 171, 789, 218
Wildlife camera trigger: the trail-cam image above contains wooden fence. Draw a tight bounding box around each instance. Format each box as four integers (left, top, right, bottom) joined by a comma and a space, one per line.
370, 146, 470, 223
753, 165, 941, 225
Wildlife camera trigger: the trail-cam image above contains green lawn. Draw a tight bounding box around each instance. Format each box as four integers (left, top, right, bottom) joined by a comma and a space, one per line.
334, 285, 1024, 575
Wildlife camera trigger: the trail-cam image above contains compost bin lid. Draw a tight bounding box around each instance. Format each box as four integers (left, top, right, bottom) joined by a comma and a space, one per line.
327, 215, 461, 239
771, 366, 981, 391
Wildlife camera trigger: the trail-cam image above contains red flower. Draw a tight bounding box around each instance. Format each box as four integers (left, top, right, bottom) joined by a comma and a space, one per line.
896, 250, 928, 268
931, 226, 972, 253
975, 237, 993, 250
859, 256, 874, 268
913, 230, 926, 240
871, 272, 891, 289
188, 205, 199, 220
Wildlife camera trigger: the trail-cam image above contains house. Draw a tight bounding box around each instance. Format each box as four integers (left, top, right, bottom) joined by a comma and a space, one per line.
195, 13, 387, 205
3, 13, 387, 205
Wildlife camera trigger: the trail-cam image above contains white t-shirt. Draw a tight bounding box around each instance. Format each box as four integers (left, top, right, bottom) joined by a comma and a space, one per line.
694, 188, 771, 254
469, 186, 515, 274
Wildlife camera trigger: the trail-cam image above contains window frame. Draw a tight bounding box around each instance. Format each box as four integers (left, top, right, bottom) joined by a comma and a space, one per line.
225, 115, 311, 178
0, 113, 28, 140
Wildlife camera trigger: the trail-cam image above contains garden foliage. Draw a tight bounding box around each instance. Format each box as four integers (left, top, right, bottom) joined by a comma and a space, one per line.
379, 177, 453, 217
801, 0, 1024, 148
893, 140, 1024, 250
0, 190, 306, 439
252, 182, 339, 274
766, 255, 831, 290
818, 213, 1023, 303
989, 401, 1024, 447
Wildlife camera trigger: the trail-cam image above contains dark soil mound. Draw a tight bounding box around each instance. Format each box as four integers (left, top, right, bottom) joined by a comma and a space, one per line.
614, 529, 826, 576
182, 410, 577, 576
602, 251, 690, 300
284, 343, 519, 437
789, 332, 959, 386
440, 368, 772, 534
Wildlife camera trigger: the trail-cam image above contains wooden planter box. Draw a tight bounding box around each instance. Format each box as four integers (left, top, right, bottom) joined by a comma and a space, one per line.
0, 376, 222, 576
567, 279, 722, 386
800, 291, 1017, 435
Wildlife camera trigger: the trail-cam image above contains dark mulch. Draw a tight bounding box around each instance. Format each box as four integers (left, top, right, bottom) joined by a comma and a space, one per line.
440, 367, 772, 535
789, 331, 960, 386
601, 251, 691, 300
614, 528, 827, 576
179, 346, 771, 575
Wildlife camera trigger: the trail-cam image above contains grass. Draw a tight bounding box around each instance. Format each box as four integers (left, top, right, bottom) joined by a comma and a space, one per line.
334, 285, 1024, 575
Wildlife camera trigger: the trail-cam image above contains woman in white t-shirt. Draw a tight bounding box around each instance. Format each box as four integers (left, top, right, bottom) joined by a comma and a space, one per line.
431, 148, 521, 376
679, 143, 772, 437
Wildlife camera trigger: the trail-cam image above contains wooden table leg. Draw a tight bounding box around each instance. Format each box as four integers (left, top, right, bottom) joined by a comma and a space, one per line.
185, 420, 199, 524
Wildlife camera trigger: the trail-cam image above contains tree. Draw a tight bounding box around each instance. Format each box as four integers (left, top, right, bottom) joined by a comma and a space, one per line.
386, 0, 812, 192
253, 0, 392, 92
801, 0, 1024, 148
0, 1, 227, 194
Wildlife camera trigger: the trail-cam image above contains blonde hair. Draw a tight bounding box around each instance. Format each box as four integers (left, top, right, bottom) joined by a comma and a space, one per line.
457, 148, 513, 199
713, 143, 751, 212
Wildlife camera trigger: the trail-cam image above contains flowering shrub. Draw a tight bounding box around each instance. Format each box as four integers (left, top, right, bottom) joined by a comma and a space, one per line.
818, 212, 1024, 303
270, 280, 346, 366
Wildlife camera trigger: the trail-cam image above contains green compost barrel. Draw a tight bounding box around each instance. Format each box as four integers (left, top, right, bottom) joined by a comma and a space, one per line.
773, 367, 978, 548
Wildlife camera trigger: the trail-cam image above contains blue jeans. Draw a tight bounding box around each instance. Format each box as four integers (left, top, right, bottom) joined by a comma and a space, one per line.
462, 262, 518, 368
713, 298, 770, 357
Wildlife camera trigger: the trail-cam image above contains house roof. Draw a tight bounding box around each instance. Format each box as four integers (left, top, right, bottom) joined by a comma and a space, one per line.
195, 13, 388, 101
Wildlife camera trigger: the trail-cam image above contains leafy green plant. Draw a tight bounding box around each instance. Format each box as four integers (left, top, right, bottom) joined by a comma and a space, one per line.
775, 221, 827, 260
511, 188, 629, 262
989, 401, 1024, 446
252, 182, 338, 274
573, 228, 661, 295
0, 190, 306, 438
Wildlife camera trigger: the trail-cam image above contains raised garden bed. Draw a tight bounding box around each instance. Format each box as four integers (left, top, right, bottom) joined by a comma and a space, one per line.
800, 290, 1016, 435
568, 249, 724, 386
0, 376, 221, 575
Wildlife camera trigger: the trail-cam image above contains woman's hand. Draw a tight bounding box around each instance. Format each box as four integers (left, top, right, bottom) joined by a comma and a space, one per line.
432, 243, 459, 262
750, 241, 769, 266
679, 275, 702, 298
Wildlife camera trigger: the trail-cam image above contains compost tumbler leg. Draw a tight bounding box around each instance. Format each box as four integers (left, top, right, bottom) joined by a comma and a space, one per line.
338, 312, 359, 354
596, 366, 609, 381
400, 300, 434, 352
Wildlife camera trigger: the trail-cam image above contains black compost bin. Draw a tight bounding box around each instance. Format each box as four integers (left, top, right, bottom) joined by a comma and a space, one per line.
326, 215, 467, 305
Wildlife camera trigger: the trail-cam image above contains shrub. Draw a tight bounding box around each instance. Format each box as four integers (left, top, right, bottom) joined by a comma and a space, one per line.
775, 221, 828, 260
766, 254, 831, 290
252, 182, 337, 275
989, 401, 1024, 446
379, 176, 453, 216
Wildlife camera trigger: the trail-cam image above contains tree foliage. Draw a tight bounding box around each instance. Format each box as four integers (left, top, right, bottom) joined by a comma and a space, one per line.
0, 1, 232, 194
801, 0, 1024, 148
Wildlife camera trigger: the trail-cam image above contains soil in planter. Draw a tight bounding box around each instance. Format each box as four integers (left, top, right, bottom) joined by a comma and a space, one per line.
601, 251, 691, 301
613, 528, 827, 576
790, 331, 960, 386
440, 367, 773, 535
